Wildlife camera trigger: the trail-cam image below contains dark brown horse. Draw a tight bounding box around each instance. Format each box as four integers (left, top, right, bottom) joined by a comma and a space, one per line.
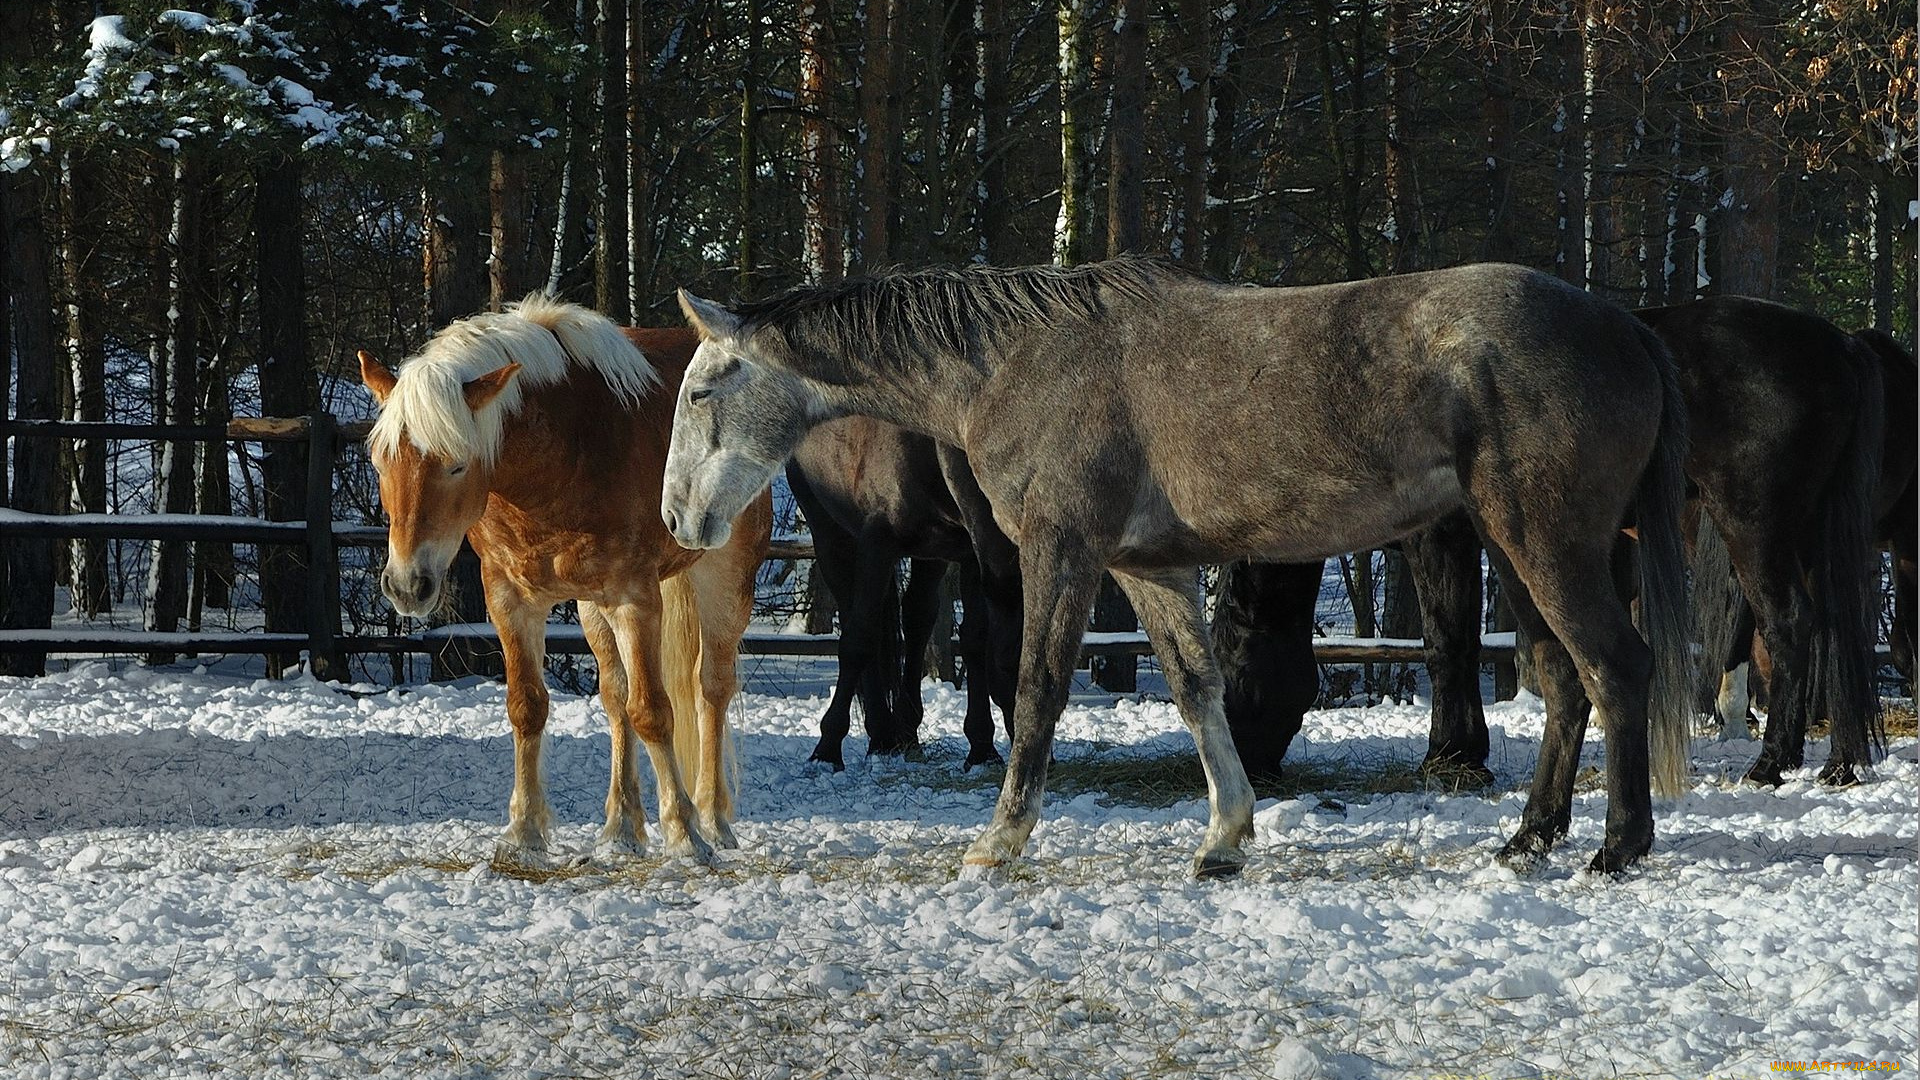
788, 417, 1020, 770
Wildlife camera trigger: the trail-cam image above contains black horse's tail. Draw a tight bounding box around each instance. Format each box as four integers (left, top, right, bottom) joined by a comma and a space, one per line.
1808, 337, 1886, 770
1634, 323, 1694, 798
1690, 517, 1745, 717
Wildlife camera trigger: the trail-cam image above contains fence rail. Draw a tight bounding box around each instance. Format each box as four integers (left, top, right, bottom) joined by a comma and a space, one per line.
1, 413, 1510, 674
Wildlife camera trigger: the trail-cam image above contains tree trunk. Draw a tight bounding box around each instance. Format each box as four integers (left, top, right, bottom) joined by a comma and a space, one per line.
799, 1, 844, 284
1551, 0, 1587, 289
739, 0, 760, 290
1316, 0, 1369, 279
60, 154, 108, 617
253, 155, 315, 677
1105, 0, 1147, 256
975, 0, 1009, 260
596, 0, 631, 321
1175, 0, 1209, 267
857, 0, 898, 270
547, 1, 596, 298
1480, 0, 1516, 262
490, 150, 530, 308
1583, 5, 1619, 298
1384, 0, 1420, 273
193, 358, 234, 618
1714, 8, 1780, 299
145, 154, 205, 660
1872, 168, 1901, 332
0, 153, 61, 676
1054, 0, 1093, 266
1204, 3, 1239, 278
627, 0, 652, 315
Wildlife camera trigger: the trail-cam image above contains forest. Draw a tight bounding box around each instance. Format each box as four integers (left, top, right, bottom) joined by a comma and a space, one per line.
0, 0, 1913, 680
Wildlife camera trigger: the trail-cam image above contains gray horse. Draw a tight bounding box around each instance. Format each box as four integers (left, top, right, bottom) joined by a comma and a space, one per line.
661, 258, 1693, 877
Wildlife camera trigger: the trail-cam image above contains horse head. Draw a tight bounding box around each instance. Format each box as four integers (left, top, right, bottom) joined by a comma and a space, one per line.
663, 290, 823, 550
359, 349, 518, 616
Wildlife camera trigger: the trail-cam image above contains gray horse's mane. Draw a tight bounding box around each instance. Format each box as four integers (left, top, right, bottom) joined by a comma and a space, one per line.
733, 257, 1205, 377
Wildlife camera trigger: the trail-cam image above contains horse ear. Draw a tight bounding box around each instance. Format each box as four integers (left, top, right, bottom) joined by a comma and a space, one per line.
678, 289, 743, 342
358, 350, 397, 404
463, 363, 521, 411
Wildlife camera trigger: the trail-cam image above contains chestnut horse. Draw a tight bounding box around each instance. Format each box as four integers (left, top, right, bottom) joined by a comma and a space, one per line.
359, 297, 771, 863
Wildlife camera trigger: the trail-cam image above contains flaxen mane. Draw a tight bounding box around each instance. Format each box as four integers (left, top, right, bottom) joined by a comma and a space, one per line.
369, 294, 657, 466
733, 257, 1202, 376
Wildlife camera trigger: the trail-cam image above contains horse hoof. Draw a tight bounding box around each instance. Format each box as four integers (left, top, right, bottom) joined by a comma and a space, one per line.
807, 750, 846, 772
1742, 763, 1787, 788
1585, 842, 1648, 875
1193, 851, 1246, 880
1817, 762, 1862, 788
958, 860, 1008, 883
1496, 830, 1554, 873
901, 742, 927, 763
593, 831, 648, 863
1420, 759, 1496, 790
491, 841, 551, 869
963, 749, 1003, 771
702, 819, 740, 850
660, 827, 716, 866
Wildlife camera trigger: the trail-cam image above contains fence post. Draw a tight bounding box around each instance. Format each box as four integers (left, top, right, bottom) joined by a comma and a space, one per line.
304, 411, 343, 680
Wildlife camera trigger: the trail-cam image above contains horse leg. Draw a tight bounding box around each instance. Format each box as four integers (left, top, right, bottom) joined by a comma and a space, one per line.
1896, 534, 1912, 691
1115, 568, 1258, 878
1404, 512, 1493, 784
936, 441, 1022, 744
686, 540, 759, 849
1725, 536, 1815, 786
956, 561, 1003, 768
853, 545, 908, 756
488, 583, 555, 861
981, 562, 1023, 745
897, 558, 948, 757
806, 521, 864, 769
606, 588, 712, 862
1894, 511, 1917, 694
579, 601, 649, 858
1714, 599, 1757, 740
1480, 532, 1656, 873
962, 526, 1103, 874
1213, 560, 1318, 782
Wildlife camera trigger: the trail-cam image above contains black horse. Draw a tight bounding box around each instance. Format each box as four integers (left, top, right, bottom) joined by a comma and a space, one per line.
1221, 295, 1888, 787
788, 416, 1020, 770
1697, 327, 1918, 711
1858, 328, 1917, 689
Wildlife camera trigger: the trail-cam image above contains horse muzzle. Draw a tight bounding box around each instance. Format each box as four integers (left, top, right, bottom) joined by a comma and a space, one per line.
381, 563, 446, 617
663, 505, 732, 551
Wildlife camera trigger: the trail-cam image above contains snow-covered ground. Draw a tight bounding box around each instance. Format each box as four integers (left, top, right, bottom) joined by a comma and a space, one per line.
0, 662, 1911, 1079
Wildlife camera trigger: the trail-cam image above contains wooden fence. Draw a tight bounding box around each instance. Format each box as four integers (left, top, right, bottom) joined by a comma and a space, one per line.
0, 414, 1513, 677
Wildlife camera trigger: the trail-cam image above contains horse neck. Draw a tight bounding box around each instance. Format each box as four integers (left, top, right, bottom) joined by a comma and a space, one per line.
798, 342, 984, 449
486, 374, 645, 508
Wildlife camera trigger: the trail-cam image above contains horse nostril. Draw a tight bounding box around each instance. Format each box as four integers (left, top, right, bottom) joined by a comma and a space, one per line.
664, 508, 680, 535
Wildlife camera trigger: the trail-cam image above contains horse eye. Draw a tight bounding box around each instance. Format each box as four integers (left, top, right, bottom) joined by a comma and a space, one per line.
689, 387, 713, 404
449, 464, 467, 477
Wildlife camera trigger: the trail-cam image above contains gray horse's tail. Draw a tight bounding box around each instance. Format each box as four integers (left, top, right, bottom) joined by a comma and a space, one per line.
1689, 517, 1744, 716
1808, 338, 1886, 767
1634, 323, 1694, 798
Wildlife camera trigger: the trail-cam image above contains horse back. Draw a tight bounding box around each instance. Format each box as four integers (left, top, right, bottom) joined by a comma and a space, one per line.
1081, 265, 1665, 564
